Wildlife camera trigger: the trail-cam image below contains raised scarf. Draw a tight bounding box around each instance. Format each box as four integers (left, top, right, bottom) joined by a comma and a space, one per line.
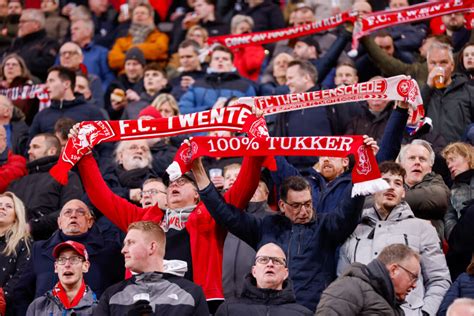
50, 75, 420, 189
0, 84, 50, 110
350, 0, 474, 55
166, 136, 389, 197
208, 11, 356, 49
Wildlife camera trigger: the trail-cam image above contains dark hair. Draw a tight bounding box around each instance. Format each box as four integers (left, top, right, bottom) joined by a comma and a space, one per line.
178, 39, 201, 55
144, 63, 166, 78
336, 61, 357, 72
373, 30, 393, 39
48, 65, 76, 90
379, 161, 406, 181
426, 34, 452, 46
287, 59, 318, 84
279, 176, 311, 201
377, 244, 420, 265
456, 41, 474, 74
212, 45, 234, 62
33, 133, 61, 154
54, 117, 76, 141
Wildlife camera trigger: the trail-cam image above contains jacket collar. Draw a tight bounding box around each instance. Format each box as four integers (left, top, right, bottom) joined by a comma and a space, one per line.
27, 155, 59, 173
241, 273, 297, 304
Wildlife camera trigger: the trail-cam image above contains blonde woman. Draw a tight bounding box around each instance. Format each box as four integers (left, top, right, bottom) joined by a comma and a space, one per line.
151, 93, 180, 118
0, 192, 31, 315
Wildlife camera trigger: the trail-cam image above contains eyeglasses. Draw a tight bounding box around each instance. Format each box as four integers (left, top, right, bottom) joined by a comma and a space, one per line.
141, 189, 166, 197
255, 256, 286, 266
56, 256, 85, 265
61, 208, 89, 218
398, 264, 418, 283
59, 50, 80, 57
282, 199, 313, 211
169, 177, 192, 187
19, 19, 37, 24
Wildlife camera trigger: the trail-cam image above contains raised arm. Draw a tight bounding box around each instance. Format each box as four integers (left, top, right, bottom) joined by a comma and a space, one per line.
78, 154, 163, 232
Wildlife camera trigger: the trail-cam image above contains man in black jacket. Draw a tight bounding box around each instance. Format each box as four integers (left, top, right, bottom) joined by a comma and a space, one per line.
216, 242, 312, 315
317, 244, 420, 315
8, 133, 83, 240
5, 9, 58, 80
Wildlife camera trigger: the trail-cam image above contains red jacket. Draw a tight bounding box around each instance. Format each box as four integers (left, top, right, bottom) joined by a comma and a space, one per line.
0, 151, 27, 193
232, 45, 266, 81
78, 154, 264, 300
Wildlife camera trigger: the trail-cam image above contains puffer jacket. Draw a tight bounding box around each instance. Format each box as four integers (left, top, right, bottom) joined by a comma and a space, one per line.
26, 285, 97, 316
199, 183, 365, 312
317, 259, 404, 316
422, 73, 474, 143
338, 202, 451, 316
437, 272, 474, 316
216, 274, 312, 316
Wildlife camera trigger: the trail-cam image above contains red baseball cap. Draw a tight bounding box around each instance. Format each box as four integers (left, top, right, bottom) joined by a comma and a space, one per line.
53, 241, 89, 261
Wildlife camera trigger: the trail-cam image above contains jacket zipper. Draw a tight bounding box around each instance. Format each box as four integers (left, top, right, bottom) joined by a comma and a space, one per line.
353, 237, 361, 262
403, 233, 409, 246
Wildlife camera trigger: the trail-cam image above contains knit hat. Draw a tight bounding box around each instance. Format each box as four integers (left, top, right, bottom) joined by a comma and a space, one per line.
125, 47, 146, 66
53, 241, 89, 261
138, 105, 162, 120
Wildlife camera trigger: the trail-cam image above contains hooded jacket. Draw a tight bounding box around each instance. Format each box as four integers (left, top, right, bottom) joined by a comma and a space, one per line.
216, 274, 312, 316
338, 202, 451, 316
317, 259, 404, 315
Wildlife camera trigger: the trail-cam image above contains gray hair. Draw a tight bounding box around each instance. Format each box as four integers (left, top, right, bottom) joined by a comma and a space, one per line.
398, 139, 435, 166
377, 244, 420, 266
427, 42, 454, 64
60, 42, 83, 57
72, 18, 95, 37
287, 59, 318, 84
22, 9, 45, 29
447, 298, 474, 316
231, 14, 254, 34
114, 140, 152, 168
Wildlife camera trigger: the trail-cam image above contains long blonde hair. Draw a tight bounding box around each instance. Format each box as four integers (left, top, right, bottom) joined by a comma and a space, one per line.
1, 192, 30, 256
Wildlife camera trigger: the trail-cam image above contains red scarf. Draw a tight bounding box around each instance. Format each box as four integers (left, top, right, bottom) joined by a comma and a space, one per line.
237, 75, 422, 115
167, 136, 389, 197
49, 107, 265, 184
350, 0, 474, 55
50, 75, 421, 185
207, 12, 356, 49
0, 84, 50, 110
51, 279, 87, 309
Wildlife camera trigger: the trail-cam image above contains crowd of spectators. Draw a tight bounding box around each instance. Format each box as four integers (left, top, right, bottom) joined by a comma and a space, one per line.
0, 0, 473, 315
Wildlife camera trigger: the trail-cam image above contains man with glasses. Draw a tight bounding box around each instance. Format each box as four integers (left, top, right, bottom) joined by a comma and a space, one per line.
26, 241, 98, 315
191, 151, 372, 312
318, 244, 420, 315
215, 242, 312, 315
5, 8, 58, 80
337, 161, 451, 316
14, 199, 124, 315
75, 135, 265, 313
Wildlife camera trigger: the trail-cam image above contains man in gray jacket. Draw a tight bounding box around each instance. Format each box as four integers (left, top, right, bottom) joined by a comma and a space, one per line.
338, 161, 451, 316
318, 244, 420, 315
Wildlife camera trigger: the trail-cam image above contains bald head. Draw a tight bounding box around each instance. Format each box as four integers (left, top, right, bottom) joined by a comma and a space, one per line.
252, 243, 289, 290
352, 1, 372, 15
447, 298, 474, 316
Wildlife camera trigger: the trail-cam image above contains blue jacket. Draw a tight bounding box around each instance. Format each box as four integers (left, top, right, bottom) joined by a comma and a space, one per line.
437, 273, 474, 316
29, 96, 106, 140
14, 219, 125, 315
199, 183, 365, 312
82, 42, 115, 89
272, 156, 352, 214
179, 71, 256, 114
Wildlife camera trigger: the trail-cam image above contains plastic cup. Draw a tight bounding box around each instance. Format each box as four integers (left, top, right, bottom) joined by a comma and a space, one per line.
433, 67, 446, 89
209, 168, 222, 179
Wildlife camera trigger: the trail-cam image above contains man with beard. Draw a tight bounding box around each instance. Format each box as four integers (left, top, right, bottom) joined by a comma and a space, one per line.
103, 139, 156, 203
338, 161, 451, 316
8, 133, 83, 240
441, 12, 472, 52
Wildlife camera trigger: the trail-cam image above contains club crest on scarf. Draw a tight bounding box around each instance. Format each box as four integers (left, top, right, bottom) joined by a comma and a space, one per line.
180, 142, 199, 165
248, 117, 269, 138
356, 145, 372, 176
